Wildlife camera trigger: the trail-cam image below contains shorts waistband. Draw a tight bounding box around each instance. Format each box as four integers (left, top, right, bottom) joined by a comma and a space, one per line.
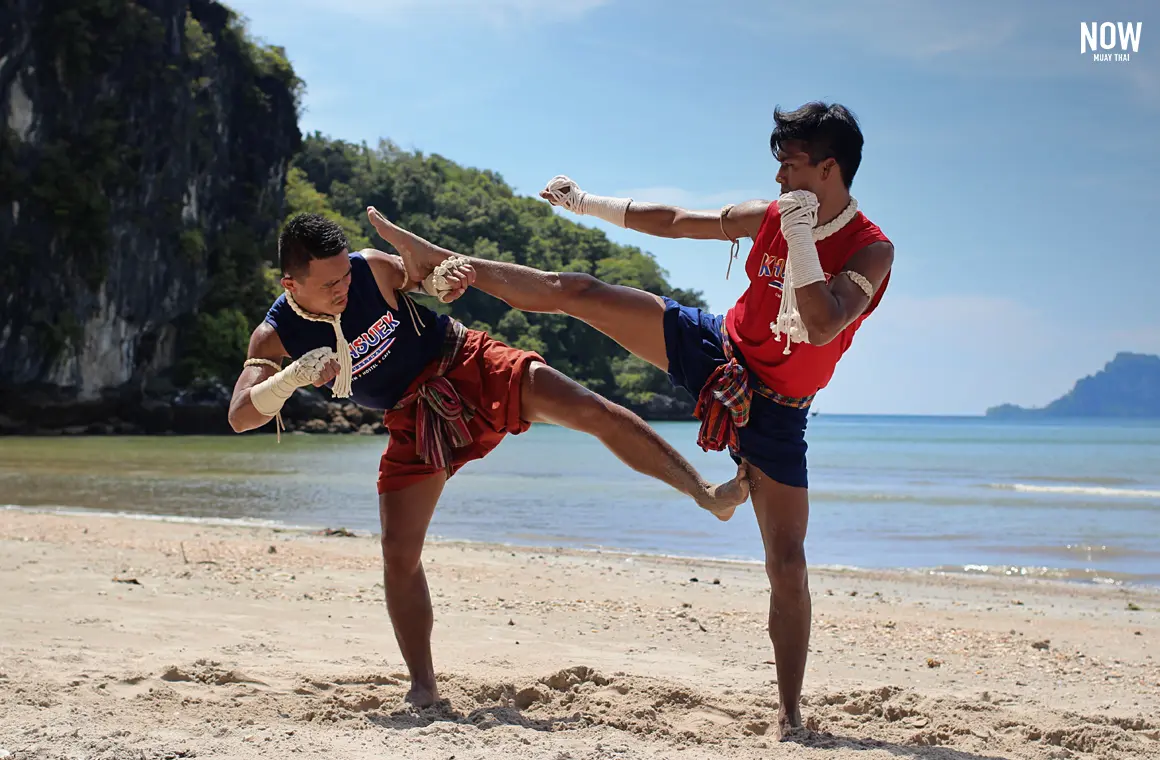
722, 330, 814, 409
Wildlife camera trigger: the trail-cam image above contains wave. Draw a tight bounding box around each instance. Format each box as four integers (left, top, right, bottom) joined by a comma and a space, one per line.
989, 483, 1160, 499
927, 563, 1159, 586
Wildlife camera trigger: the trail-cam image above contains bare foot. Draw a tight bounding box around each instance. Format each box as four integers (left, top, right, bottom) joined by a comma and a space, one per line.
366, 206, 448, 282
777, 704, 805, 740
697, 463, 749, 520
404, 682, 441, 708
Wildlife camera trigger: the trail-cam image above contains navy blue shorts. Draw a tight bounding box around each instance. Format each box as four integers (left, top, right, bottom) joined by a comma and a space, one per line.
661, 297, 810, 489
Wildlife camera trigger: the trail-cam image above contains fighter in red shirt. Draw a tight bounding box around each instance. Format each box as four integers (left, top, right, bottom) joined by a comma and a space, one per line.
366, 101, 894, 736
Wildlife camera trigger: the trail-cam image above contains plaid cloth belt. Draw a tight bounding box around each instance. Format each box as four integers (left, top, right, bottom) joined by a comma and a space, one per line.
391, 318, 472, 474
694, 330, 814, 453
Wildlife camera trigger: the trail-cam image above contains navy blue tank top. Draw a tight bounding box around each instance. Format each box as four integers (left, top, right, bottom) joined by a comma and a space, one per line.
264, 252, 449, 410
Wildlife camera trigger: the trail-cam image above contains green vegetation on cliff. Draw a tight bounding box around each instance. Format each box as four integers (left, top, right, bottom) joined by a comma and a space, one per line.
1, 0, 302, 393
987, 352, 1160, 419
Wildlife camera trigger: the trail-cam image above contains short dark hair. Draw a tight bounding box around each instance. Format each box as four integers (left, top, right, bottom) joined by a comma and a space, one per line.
770, 102, 864, 189
279, 213, 349, 278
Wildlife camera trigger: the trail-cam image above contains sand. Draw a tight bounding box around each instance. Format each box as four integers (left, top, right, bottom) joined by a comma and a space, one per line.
1, 509, 1158, 759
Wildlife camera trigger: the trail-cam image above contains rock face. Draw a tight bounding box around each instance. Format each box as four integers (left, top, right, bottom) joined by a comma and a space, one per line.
0, 0, 301, 409
987, 352, 1160, 419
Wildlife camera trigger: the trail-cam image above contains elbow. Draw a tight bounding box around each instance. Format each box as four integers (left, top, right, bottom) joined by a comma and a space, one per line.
642, 207, 687, 238
227, 397, 251, 434
804, 315, 842, 347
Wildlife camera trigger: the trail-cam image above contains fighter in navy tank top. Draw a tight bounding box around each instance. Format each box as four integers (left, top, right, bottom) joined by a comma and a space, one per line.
264, 252, 450, 410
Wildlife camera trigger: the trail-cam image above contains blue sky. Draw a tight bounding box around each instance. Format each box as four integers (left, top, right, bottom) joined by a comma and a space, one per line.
230, 0, 1158, 415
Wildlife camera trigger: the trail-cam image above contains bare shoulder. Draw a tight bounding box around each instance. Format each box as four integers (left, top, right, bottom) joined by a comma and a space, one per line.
247, 320, 288, 362
359, 248, 407, 294
845, 240, 894, 283
726, 199, 774, 239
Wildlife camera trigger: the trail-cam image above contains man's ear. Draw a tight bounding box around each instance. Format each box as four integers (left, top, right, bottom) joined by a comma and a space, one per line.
281, 274, 295, 294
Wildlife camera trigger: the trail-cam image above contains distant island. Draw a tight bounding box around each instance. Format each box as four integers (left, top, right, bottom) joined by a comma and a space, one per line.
986, 352, 1160, 419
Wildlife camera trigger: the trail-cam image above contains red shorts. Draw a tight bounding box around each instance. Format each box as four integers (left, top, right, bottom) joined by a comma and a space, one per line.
377, 328, 543, 493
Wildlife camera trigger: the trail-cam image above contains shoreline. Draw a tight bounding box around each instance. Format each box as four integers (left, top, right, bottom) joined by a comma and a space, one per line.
5, 502, 1157, 591
2, 509, 1159, 759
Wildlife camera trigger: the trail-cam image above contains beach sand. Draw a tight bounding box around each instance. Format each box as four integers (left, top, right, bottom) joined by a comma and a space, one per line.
1, 509, 1158, 759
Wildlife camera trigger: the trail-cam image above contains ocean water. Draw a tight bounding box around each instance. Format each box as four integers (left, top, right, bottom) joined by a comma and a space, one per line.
1, 416, 1158, 585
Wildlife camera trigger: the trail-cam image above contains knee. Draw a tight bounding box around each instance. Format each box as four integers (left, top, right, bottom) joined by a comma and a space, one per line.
765, 541, 808, 596
381, 532, 423, 579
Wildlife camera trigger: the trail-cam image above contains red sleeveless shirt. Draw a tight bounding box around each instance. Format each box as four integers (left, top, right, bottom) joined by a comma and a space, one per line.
723, 201, 891, 399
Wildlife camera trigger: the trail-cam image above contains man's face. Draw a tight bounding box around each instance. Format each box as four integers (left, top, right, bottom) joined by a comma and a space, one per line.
282, 252, 352, 316
775, 140, 829, 196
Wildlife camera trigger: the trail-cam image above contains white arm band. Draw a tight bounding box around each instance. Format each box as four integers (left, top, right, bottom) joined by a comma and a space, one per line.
249, 347, 337, 417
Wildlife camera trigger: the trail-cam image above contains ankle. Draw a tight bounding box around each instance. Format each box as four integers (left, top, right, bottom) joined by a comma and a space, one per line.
692, 479, 715, 506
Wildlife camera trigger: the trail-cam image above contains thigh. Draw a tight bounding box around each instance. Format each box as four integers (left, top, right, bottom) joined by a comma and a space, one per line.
564, 275, 670, 372
518, 361, 609, 429
735, 397, 810, 490
378, 472, 446, 565
749, 464, 810, 557
737, 399, 811, 553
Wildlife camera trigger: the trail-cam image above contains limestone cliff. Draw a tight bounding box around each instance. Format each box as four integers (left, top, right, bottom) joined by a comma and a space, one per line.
0, 0, 301, 412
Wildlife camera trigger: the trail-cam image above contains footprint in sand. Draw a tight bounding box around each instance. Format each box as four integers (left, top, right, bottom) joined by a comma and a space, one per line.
673, 705, 738, 732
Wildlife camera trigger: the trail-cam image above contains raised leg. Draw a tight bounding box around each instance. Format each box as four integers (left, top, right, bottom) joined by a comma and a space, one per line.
748, 464, 812, 738
368, 207, 671, 371
520, 361, 748, 518
378, 471, 447, 706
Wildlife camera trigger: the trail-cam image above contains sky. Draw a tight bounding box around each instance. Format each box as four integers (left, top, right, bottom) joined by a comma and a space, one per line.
227, 0, 1158, 415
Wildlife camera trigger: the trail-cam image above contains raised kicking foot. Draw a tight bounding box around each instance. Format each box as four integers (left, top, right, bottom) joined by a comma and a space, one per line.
367, 206, 451, 281
696, 463, 750, 521
404, 682, 442, 709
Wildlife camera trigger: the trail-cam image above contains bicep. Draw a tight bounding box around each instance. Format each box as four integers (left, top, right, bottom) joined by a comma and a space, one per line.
671, 199, 770, 241
233, 323, 288, 394
361, 248, 409, 295
833, 241, 894, 324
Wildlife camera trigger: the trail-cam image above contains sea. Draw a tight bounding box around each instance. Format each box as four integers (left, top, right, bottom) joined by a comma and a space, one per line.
2, 416, 1159, 586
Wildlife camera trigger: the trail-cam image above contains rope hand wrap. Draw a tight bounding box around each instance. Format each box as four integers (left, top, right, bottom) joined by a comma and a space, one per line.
422, 256, 472, 302
246, 348, 336, 442
542, 175, 632, 228
284, 292, 353, 398
770, 191, 859, 355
